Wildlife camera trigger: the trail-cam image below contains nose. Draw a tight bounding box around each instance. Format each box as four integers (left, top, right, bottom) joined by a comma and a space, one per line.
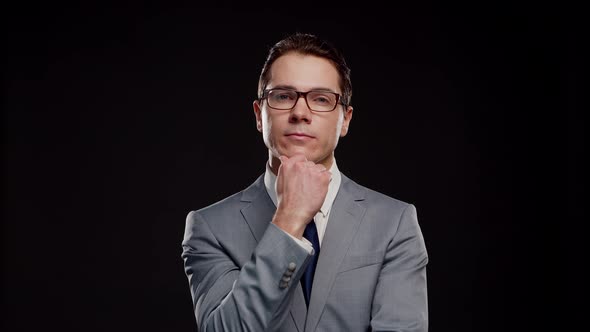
289, 95, 312, 124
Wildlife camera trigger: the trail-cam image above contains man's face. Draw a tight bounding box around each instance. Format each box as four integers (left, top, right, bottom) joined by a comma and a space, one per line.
253, 53, 353, 170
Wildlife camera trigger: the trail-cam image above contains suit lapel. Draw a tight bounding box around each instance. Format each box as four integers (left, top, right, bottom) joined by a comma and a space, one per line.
305, 174, 367, 332
240, 175, 275, 242
239, 174, 308, 332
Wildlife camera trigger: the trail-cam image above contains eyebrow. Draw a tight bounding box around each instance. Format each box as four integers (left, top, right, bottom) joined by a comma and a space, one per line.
269, 84, 339, 94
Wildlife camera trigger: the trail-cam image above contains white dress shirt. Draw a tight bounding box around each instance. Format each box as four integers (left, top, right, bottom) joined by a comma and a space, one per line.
264, 158, 342, 253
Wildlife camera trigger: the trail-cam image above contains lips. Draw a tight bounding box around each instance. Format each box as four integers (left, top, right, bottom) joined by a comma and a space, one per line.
285, 132, 315, 138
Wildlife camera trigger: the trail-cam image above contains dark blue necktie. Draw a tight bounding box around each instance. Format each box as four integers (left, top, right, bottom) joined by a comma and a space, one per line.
301, 219, 320, 306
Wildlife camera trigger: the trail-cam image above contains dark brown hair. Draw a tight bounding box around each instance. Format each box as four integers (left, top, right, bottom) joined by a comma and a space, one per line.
257, 33, 352, 107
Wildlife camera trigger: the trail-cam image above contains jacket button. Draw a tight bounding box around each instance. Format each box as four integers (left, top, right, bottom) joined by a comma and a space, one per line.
279, 281, 288, 289
288, 262, 296, 271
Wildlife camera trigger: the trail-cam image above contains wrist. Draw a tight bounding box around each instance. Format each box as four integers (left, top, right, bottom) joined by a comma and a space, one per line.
271, 207, 310, 239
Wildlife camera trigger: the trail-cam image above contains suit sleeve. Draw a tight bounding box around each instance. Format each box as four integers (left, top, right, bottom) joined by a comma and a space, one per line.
371, 204, 429, 332
181, 210, 312, 331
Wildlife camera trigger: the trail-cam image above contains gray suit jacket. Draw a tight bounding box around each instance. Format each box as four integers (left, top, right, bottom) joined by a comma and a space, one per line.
182, 173, 428, 331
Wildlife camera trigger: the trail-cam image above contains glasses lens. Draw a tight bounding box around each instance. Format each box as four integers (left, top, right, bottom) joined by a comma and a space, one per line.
267, 89, 298, 109
306, 91, 338, 112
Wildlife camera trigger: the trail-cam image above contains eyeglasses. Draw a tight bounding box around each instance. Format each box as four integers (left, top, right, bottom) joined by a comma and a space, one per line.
260, 88, 345, 112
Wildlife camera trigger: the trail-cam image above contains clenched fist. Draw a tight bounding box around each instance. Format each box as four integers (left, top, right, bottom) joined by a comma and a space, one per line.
271, 154, 331, 239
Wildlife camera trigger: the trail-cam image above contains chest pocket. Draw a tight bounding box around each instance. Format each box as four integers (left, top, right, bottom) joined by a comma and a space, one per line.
337, 251, 384, 273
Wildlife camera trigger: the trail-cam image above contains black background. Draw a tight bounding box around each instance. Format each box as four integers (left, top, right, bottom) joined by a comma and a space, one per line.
2, 1, 579, 331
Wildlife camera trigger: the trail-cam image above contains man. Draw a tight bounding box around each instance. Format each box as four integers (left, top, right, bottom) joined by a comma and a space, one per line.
181, 33, 428, 331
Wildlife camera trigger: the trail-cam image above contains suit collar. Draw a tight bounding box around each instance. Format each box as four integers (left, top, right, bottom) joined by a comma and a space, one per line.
241, 172, 366, 202
240, 174, 266, 203
338, 173, 367, 202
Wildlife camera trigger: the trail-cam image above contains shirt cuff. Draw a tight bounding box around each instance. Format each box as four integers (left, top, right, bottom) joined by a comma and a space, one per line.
280, 229, 314, 254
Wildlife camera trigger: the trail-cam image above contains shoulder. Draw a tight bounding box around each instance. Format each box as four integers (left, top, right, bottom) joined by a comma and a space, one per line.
341, 173, 413, 213
338, 174, 427, 258
341, 174, 426, 250
189, 191, 243, 217
339, 173, 421, 238
186, 174, 266, 225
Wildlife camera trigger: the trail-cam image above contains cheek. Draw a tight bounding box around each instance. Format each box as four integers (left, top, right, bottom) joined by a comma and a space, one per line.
261, 112, 279, 144
261, 115, 271, 140
327, 113, 345, 143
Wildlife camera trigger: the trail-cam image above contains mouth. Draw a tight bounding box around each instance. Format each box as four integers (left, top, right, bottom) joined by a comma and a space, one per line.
285, 132, 315, 138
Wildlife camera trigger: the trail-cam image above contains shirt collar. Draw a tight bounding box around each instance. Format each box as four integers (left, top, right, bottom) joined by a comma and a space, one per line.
264, 158, 342, 218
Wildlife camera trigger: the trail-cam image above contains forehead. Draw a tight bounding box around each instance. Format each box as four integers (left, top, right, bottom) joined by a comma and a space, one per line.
268, 53, 341, 92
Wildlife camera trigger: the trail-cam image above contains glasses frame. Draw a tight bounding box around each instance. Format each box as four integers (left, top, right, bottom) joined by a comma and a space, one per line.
260, 88, 346, 112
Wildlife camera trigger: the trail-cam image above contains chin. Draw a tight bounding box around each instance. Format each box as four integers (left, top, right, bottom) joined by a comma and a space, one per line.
276, 147, 313, 160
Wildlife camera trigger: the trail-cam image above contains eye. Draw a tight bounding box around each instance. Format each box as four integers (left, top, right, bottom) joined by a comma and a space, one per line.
314, 96, 330, 104
309, 92, 335, 105
270, 90, 296, 102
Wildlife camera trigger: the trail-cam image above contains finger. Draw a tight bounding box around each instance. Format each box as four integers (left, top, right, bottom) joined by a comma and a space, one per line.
304, 161, 316, 168
313, 164, 327, 171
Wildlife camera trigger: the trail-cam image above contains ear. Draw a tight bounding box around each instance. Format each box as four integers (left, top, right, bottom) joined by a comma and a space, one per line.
340, 106, 353, 137
253, 100, 263, 133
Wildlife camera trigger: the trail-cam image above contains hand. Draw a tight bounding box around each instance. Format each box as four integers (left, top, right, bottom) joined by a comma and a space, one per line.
272, 154, 331, 239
